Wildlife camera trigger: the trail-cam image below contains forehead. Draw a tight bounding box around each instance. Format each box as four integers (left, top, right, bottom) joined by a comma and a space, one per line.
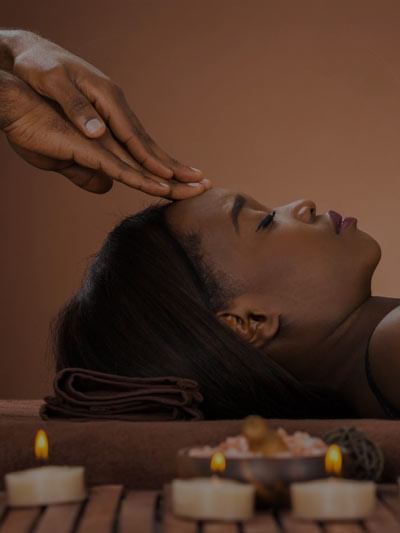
165, 187, 237, 234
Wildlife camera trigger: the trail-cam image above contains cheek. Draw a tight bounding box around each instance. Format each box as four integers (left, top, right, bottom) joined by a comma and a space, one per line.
207, 228, 380, 303
245, 231, 378, 297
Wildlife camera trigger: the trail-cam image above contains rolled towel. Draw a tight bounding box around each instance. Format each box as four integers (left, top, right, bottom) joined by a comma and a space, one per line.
40, 367, 204, 421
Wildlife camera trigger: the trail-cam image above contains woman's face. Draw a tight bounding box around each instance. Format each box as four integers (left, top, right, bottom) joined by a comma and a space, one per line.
166, 187, 381, 345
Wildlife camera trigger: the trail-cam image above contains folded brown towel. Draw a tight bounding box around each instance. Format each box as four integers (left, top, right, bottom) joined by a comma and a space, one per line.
40, 368, 204, 421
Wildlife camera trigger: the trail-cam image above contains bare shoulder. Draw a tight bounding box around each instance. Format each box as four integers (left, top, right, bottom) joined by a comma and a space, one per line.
368, 305, 400, 409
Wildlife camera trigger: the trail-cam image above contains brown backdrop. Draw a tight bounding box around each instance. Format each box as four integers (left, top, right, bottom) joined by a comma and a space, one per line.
1, 0, 400, 399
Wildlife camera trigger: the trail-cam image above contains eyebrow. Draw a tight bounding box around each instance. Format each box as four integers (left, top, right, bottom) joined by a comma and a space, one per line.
230, 194, 247, 234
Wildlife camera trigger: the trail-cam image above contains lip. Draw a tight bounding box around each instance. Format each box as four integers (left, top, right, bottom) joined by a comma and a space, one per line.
328, 210, 357, 234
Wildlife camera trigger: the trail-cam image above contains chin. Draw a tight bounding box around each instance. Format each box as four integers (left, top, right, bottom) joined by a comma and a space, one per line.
356, 230, 382, 280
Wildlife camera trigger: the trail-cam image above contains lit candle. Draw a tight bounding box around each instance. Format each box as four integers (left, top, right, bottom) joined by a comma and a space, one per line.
5, 429, 86, 507
290, 445, 376, 520
172, 451, 255, 520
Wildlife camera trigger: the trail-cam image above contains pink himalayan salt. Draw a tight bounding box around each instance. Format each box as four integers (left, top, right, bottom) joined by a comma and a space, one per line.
188, 428, 327, 458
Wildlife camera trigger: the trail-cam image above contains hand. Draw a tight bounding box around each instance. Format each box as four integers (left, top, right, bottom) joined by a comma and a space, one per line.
8, 30, 208, 186
0, 72, 211, 197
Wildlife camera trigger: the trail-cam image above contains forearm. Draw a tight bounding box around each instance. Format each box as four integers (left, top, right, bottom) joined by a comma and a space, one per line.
0, 29, 40, 71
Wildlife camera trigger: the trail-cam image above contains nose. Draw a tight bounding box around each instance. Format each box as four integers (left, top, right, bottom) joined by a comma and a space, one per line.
287, 199, 317, 223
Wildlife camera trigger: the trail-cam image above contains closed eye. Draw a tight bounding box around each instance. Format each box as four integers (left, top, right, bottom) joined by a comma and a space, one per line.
256, 211, 276, 232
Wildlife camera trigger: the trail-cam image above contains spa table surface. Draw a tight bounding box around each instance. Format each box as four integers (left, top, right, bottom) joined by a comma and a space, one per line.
1, 484, 400, 533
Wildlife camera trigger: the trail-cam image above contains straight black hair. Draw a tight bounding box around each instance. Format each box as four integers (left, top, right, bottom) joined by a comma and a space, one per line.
52, 201, 350, 419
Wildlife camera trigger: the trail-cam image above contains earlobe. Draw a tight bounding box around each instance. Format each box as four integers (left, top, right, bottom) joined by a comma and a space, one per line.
216, 302, 280, 348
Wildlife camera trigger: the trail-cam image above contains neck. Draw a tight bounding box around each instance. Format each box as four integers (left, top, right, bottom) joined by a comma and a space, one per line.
268, 295, 400, 415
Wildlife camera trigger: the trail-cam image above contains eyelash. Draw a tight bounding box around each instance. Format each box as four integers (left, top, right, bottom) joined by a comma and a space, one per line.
256, 210, 276, 232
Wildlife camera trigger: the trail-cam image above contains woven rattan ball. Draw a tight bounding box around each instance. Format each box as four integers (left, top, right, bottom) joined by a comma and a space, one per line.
323, 427, 384, 482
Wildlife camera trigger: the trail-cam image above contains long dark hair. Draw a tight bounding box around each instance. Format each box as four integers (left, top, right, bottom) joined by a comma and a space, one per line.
52, 201, 349, 419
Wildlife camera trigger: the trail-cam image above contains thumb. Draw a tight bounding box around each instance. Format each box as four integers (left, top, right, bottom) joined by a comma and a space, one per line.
50, 79, 107, 138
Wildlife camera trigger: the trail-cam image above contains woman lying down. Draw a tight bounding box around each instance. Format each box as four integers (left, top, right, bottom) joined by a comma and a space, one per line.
52, 187, 400, 419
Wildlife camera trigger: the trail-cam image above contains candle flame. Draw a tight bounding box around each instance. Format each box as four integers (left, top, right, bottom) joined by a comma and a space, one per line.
34, 429, 49, 461
210, 451, 226, 474
325, 444, 342, 476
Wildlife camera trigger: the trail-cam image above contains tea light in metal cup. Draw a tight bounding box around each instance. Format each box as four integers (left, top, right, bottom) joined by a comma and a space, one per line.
5, 429, 86, 507
172, 451, 255, 520
291, 444, 376, 520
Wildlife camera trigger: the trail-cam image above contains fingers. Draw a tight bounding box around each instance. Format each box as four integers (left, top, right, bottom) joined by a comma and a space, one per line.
46, 77, 107, 139
68, 135, 213, 198
59, 164, 114, 193
155, 175, 212, 200
86, 81, 206, 182
59, 160, 212, 198
6, 77, 211, 198
9, 135, 114, 194
69, 135, 175, 197
150, 143, 205, 183
99, 130, 138, 168
89, 84, 173, 178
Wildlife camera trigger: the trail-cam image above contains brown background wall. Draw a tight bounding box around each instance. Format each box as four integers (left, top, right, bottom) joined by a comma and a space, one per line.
1, 0, 400, 399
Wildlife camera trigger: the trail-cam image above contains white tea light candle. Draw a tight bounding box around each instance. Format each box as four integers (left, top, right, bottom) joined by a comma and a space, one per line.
290, 444, 376, 520
291, 478, 376, 520
172, 451, 254, 520
6, 466, 86, 507
172, 477, 254, 520
5, 429, 86, 507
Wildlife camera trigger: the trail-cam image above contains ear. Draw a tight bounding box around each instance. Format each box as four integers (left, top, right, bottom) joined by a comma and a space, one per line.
216, 297, 280, 349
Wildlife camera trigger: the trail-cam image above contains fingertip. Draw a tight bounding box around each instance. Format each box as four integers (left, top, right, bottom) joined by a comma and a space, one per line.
189, 166, 203, 174
200, 178, 212, 188
84, 118, 106, 137
172, 165, 205, 182
149, 178, 171, 196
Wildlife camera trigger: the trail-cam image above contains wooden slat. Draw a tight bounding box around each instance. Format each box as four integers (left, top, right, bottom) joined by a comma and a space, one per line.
35, 501, 83, 533
324, 522, 364, 533
76, 485, 123, 533
162, 485, 197, 533
0, 507, 42, 533
242, 512, 280, 533
379, 485, 400, 525
363, 500, 400, 533
2, 483, 395, 533
119, 490, 158, 533
0, 493, 6, 525
203, 523, 238, 533
280, 511, 321, 533
163, 513, 197, 533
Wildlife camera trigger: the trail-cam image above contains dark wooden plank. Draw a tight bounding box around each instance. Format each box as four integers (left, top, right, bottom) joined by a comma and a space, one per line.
163, 513, 197, 533
280, 511, 321, 533
119, 490, 158, 533
363, 499, 400, 533
203, 523, 238, 533
35, 501, 83, 533
163, 515, 197, 533
76, 485, 123, 533
162, 485, 197, 533
379, 485, 400, 525
0, 507, 42, 533
0, 493, 6, 525
378, 484, 397, 494
242, 512, 280, 533
324, 523, 364, 533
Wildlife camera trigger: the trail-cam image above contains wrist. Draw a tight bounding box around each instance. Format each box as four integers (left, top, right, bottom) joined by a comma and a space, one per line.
0, 29, 40, 71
